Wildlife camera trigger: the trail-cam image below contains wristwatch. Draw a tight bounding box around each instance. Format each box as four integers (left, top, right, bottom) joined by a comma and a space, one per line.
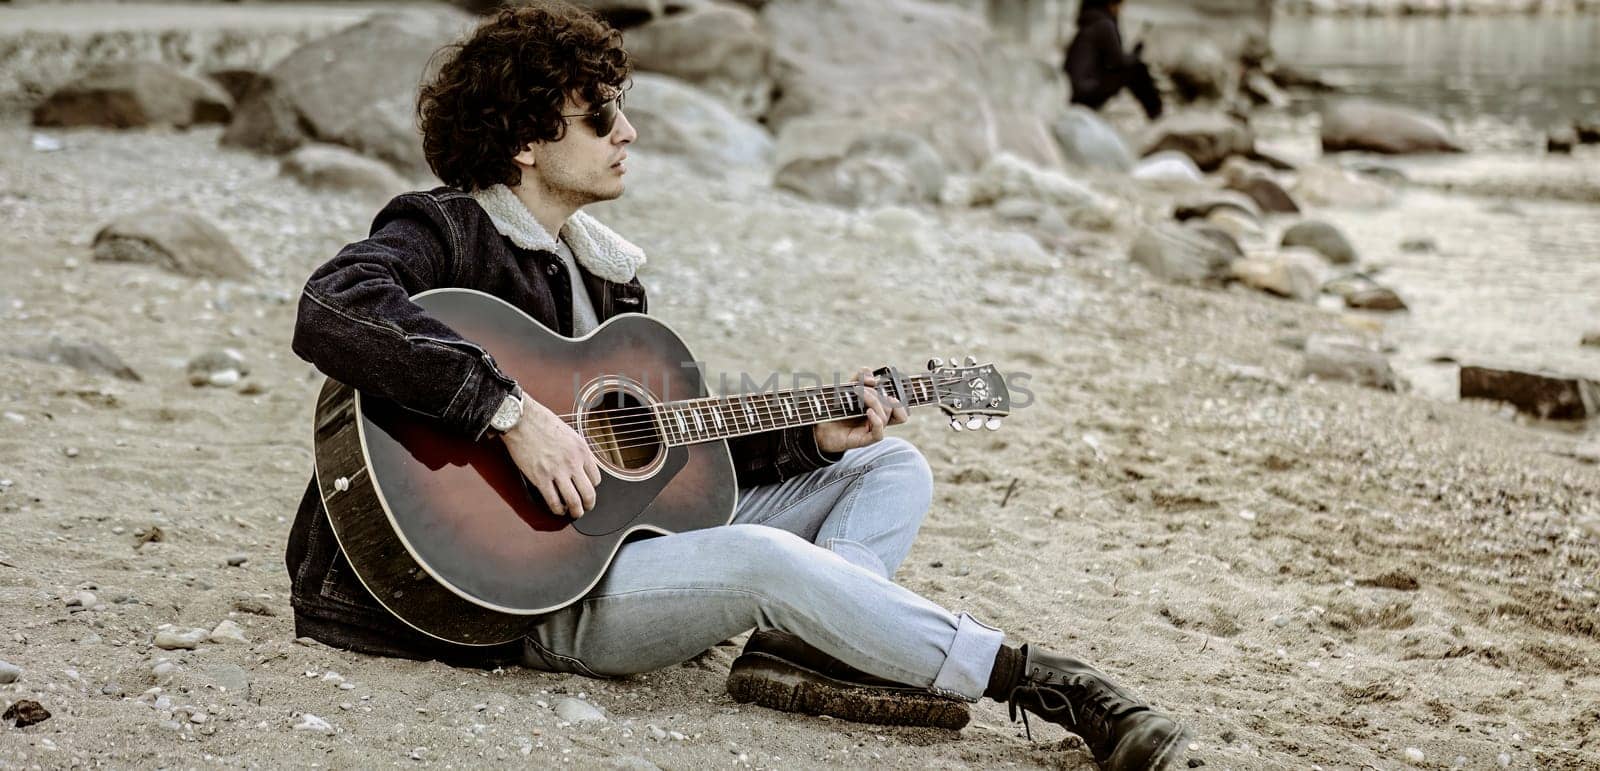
489, 385, 524, 435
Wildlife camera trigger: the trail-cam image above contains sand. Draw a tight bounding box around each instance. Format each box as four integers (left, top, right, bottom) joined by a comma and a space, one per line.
1, 50, 1599, 771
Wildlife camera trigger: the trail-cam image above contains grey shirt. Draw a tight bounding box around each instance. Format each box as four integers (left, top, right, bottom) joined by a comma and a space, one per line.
555, 237, 600, 336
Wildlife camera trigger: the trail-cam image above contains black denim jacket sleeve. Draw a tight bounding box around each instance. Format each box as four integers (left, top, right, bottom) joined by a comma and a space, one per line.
291, 193, 517, 441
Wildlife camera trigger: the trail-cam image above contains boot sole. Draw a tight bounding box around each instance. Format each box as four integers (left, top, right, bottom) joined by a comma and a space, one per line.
727, 654, 971, 731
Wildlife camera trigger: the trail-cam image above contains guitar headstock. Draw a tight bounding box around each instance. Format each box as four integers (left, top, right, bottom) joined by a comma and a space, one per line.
926, 356, 1010, 431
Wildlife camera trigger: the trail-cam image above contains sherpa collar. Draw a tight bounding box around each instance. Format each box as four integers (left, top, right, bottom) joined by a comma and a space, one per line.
468, 183, 646, 284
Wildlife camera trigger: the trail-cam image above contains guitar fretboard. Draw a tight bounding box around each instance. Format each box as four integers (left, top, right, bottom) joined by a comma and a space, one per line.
652, 374, 941, 447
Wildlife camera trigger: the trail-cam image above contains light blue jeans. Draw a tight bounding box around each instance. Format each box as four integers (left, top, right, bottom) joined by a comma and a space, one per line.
521, 437, 1006, 701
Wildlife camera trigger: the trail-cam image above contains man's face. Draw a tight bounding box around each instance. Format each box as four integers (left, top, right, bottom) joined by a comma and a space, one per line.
515, 88, 636, 206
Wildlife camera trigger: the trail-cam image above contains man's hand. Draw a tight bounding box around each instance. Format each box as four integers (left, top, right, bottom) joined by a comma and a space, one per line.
500, 395, 601, 518
814, 368, 908, 455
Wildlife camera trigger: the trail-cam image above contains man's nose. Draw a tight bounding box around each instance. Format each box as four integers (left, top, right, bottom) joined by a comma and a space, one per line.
612, 110, 636, 145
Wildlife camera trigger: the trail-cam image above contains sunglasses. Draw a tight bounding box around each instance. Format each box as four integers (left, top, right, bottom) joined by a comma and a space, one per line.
560, 93, 624, 137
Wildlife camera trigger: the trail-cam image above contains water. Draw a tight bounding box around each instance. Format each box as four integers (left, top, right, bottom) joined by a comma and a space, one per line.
1272, 14, 1600, 129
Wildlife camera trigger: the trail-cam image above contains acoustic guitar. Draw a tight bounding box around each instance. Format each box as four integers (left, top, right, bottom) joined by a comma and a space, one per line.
312, 288, 1012, 645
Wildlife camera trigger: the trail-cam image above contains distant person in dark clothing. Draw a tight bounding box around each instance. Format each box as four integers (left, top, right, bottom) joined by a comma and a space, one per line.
1065, 0, 1163, 119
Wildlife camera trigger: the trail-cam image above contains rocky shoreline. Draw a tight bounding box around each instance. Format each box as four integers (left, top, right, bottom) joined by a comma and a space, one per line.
2, 1, 1598, 768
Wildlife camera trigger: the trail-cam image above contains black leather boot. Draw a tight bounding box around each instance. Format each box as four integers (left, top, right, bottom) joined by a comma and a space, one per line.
1002, 645, 1187, 770
726, 630, 970, 730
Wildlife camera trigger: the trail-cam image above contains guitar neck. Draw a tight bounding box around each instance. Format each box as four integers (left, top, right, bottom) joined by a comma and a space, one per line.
653, 373, 941, 447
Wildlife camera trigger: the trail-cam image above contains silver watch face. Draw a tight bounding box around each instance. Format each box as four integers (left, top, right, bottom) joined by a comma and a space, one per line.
492, 395, 521, 431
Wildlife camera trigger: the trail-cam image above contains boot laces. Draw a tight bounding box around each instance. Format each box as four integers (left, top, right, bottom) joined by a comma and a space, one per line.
1005, 670, 1122, 747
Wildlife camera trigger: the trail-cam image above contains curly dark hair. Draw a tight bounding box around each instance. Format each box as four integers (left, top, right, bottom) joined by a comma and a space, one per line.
418, 1, 631, 191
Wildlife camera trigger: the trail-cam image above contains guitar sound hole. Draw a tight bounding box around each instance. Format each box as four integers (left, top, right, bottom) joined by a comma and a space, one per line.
582, 384, 664, 478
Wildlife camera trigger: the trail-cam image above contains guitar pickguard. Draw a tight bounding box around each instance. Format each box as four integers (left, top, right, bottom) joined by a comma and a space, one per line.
571, 445, 688, 537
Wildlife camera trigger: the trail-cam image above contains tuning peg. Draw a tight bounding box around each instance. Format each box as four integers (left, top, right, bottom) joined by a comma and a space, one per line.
965, 415, 983, 430
963, 355, 978, 366
949, 418, 964, 431
985, 417, 1002, 431
927, 357, 944, 370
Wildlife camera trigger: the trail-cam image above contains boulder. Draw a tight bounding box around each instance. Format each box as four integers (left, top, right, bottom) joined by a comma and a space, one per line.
622, 73, 774, 173
1184, 222, 1244, 259
1174, 190, 1261, 222
1280, 220, 1357, 265
1320, 99, 1462, 155
1143, 110, 1254, 172
1302, 335, 1397, 391
1546, 127, 1576, 155
969, 153, 1097, 208
1459, 366, 1598, 421
1344, 286, 1407, 311
1127, 222, 1234, 284
1242, 70, 1289, 109
1231, 249, 1323, 302
93, 209, 251, 280
1227, 175, 1300, 214
4, 339, 141, 381
222, 8, 475, 174
774, 120, 941, 207
622, 2, 771, 117
281, 144, 410, 201
32, 61, 231, 129
207, 69, 266, 103
1166, 39, 1232, 103
1131, 150, 1203, 184
1292, 164, 1394, 209
761, 0, 1059, 172
1051, 106, 1135, 172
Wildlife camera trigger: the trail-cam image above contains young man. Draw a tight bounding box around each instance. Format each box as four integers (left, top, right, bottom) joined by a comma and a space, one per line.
1065, 0, 1163, 120
287, 4, 1185, 769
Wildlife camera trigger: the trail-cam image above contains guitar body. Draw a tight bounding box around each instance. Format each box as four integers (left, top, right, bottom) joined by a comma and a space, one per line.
313, 288, 736, 646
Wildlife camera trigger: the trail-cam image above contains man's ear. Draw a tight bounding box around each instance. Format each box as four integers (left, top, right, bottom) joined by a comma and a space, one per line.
513, 143, 537, 168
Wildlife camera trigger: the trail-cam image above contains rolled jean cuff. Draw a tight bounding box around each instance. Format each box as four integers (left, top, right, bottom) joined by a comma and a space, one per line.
824, 537, 888, 578
929, 612, 1005, 702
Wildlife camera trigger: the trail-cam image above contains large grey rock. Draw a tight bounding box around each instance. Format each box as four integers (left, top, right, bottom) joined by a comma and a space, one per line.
624, 2, 771, 116
1281, 220, 1357, 265
93, 209, 251, 280
774, 120, 942, 207
626, 73, 773, 173
1302, 335, 1396, 391
1460, 366, 1598, 421
1292, 164, 1394, 209
762, 0, 1060, 172
1143, 110, 1254, 172
33, 61, 231, 129
1131, 150, 1203, 184
4, 339, 140, 381
1051, 106, 1135, 172
222, 8, 475, 174
1166, 39, 1232, 103
1227, 174, 1299, 214
1320, 99, 1462, 155
1231, 249, 1324, 302
281, 144, 410, 201
1128, 222, 1234, 284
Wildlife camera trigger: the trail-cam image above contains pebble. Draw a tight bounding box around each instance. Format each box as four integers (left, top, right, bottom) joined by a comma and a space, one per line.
1498, 753, 1511, 767
208, 369, 242, 387
293, 713, 334, 734
101, 683, 124, 697
224, 554, 249, 567
154, 626, 207, 650
208, 620, 249, 644
64, 447, 80, 458
66, 590, 98, 608
648, 725, 668, 741
0, 659, 21, 683
1238, 509, 1258, 521
152, 661, 180, 680
554, 697, 607, 724
668, 730, 687, 741
2, 412, 23, 424
1404, 747, 1424, 764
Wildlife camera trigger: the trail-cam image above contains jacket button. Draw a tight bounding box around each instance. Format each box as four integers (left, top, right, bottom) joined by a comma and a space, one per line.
546, 264, 560, 276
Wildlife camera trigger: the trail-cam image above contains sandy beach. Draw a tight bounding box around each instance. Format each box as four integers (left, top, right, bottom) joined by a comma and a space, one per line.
2, 3, 1599, 769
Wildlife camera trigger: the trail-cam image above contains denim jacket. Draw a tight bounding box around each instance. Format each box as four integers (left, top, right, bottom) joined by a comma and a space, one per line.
287, 187, 841, 665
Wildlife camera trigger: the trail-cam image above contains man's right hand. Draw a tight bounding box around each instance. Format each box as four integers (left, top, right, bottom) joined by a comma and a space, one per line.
500, 395, 601, 518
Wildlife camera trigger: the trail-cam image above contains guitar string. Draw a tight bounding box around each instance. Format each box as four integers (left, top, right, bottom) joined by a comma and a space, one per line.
535, 375, 957, 436
559, 377, 966, 454
541, 373, 960, 422
568, 376, 989, 454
